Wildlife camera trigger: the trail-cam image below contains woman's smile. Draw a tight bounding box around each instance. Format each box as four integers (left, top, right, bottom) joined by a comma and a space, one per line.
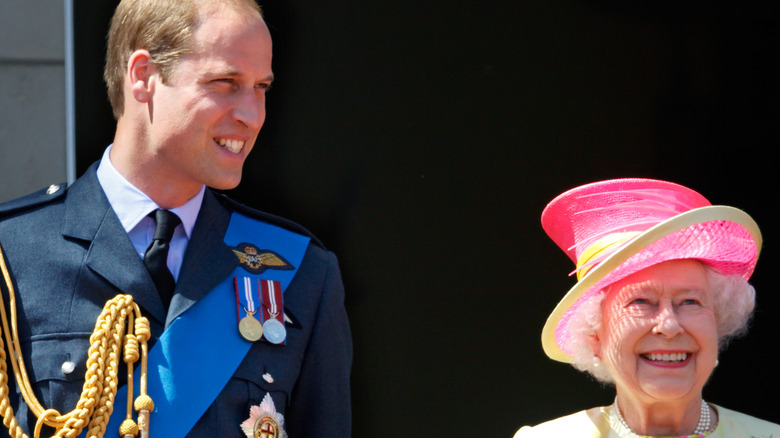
640, 351, 691, 367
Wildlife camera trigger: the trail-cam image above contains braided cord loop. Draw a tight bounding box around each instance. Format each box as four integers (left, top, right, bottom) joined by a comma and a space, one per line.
1, 245, 151, 438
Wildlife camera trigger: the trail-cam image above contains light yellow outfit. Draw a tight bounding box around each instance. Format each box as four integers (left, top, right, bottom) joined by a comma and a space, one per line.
514, 404, 780, 438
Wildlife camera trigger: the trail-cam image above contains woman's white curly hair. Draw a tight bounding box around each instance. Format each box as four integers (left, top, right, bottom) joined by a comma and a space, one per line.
565, 262, 755, 383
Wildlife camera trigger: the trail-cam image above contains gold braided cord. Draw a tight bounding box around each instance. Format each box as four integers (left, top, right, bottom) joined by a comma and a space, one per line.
0, 244, 151, 438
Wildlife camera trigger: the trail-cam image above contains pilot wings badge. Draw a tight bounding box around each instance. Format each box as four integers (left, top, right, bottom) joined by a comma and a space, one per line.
241, 393, 288, 438
232, 242, 295, 274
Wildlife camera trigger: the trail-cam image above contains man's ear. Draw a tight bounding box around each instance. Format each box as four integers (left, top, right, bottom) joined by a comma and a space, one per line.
127, 49, 155, 103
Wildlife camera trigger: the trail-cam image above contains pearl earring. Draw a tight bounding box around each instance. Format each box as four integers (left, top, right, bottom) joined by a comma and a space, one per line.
592, 356, 602, 367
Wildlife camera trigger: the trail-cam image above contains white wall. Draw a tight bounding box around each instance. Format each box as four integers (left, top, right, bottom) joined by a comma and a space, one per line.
0, 0, 68, 203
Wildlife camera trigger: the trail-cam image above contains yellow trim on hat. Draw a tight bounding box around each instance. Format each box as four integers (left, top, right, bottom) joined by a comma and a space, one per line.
575, 232, 642, 281
541, 205, 762, 363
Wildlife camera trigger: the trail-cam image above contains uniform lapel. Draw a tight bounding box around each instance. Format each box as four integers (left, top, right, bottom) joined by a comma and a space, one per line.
166, 189, 238, 327
61, 164, 166, 324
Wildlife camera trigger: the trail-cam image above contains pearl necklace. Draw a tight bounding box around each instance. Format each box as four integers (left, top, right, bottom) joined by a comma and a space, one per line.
612, 397, 712, 437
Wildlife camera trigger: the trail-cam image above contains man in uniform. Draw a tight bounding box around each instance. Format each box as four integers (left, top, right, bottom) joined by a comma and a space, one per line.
0, 0, 352, 437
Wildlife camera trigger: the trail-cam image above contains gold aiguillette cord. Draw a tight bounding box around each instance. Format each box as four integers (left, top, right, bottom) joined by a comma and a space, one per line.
0, 244, 153, 438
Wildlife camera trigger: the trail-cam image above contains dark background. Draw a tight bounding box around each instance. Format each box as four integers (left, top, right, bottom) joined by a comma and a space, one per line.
74, 1, 777, 436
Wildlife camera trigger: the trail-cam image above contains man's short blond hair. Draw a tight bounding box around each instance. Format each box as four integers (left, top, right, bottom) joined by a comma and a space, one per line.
103, 0, 263, 119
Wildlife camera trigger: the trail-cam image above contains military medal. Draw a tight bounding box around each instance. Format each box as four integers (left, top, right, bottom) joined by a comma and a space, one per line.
239, 311, 263, 342
260, 279, 287, 344
235, 277, 264, 342
236, 277, 288, 344
262, 318, 286, 344
240, 393, 288, 438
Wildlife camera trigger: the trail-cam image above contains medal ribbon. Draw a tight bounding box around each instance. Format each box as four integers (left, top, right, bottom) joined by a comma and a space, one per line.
260, 278, 286, 344
236, 276, 260, 320
102, 212, 310, 438
261, 279, 283, 324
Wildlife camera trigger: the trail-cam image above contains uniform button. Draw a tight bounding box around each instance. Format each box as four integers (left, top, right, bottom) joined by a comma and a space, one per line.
262, 373, 274, 383
61, 361, 76, 375
46, 184, 61, 195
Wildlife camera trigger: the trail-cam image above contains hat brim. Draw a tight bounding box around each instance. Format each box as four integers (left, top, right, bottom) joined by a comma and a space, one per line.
541, 205, 762, 363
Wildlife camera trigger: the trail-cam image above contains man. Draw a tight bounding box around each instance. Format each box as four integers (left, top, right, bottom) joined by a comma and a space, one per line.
0, 1, 352, 437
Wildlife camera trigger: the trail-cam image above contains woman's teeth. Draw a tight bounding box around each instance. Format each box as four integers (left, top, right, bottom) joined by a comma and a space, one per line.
644, 352, 689, 363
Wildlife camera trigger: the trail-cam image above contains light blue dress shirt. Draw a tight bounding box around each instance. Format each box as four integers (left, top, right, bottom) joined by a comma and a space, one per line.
95, 144, 204, 281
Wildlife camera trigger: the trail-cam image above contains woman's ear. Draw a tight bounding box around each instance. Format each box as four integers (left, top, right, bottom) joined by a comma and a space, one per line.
127, 49, 155, 103
588, 332, 602, 360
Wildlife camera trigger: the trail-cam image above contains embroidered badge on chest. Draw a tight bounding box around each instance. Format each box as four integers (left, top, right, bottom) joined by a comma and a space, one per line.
241, 393, 287, 438
232, 242, 295, 274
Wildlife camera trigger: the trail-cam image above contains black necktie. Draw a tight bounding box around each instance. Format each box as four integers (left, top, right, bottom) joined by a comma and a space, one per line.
144, 209, 181, 311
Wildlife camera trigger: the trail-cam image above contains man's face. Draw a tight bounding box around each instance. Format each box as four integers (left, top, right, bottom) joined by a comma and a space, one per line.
145, 6, 273, 195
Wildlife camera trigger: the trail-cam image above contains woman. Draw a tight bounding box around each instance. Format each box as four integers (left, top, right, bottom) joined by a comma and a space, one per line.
515, 178, 780, 437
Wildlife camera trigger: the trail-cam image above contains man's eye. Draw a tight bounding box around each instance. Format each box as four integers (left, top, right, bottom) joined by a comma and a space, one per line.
209, 78, 234, 86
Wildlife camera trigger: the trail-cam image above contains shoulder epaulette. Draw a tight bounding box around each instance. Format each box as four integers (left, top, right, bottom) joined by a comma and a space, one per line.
0, 183, 67, 217
214, 192, 325, 250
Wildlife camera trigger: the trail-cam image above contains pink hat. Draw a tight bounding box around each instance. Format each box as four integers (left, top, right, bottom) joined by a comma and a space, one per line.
540, 178, 762, 363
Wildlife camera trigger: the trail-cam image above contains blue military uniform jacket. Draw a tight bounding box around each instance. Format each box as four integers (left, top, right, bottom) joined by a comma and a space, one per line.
0, 163, 352, 437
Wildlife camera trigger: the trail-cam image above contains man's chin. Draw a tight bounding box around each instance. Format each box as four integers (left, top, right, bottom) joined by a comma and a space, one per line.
208, 173, 243, 191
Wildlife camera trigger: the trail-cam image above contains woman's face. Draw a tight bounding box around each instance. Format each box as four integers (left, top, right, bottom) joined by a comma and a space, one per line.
593, 259, 719, 403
